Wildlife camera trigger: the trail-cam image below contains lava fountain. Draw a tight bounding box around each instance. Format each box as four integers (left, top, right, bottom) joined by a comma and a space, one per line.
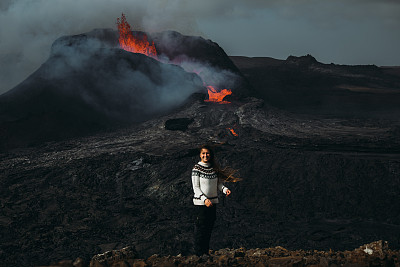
116, 13, 157, 59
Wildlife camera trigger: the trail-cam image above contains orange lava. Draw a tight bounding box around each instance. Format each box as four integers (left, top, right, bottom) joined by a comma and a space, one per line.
228, 128, 239, 136
116, 13, 157, 59
205, 85, 232, 104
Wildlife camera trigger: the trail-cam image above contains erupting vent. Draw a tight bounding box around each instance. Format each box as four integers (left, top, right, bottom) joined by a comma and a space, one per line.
116, 14, 233, 104
117, 13, 157, 59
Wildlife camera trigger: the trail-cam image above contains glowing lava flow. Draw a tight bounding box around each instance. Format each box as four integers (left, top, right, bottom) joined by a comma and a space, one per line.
116, 13, 157, 59
228, 128, 239, 136
204, 86, 232, 104
116, 14, 233, 103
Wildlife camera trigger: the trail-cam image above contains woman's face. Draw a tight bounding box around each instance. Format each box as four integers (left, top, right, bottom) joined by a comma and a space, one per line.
200, 148, 211, 163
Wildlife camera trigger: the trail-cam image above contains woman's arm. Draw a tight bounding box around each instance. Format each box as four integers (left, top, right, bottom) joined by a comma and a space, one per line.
218, 179, 231, 196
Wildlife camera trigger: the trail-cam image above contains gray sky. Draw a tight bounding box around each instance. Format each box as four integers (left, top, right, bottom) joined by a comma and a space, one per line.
1, 0, 400, 94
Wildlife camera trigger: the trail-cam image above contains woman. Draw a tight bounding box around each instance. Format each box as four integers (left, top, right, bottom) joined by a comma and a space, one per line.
191, 145, 231, 256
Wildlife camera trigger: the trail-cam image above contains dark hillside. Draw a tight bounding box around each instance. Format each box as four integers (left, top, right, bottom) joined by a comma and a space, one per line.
230, 55, 400, 118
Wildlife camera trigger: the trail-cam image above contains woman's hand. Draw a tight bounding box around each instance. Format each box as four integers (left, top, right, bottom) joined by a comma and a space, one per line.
204, 199, 213, 207
225, 189, 231, 196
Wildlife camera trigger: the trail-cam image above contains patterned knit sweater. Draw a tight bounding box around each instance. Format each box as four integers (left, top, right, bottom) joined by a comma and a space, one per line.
191, 161, 229, 205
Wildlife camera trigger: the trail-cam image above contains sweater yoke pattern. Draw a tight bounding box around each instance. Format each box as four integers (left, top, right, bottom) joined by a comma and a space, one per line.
192, 163, 217, 179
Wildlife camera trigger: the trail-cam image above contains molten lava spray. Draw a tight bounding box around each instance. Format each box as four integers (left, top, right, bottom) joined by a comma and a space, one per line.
116, 14, 233, 103
204, 85, 232, 104
116, 13, 157, 59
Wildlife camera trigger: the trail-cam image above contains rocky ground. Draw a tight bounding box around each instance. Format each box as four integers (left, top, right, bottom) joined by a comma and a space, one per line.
44, 241, 400, 266
1, 95, 400, 266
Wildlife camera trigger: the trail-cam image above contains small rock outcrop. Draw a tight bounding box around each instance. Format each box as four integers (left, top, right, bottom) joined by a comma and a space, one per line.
286, 54, 319, 66
90, 246, 137, 267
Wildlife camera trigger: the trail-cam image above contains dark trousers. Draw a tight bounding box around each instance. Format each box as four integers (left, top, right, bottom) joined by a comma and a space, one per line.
194, 205, 216, 256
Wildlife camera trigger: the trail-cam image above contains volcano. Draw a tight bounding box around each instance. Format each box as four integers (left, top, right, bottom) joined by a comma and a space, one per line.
0, 28, 250, 150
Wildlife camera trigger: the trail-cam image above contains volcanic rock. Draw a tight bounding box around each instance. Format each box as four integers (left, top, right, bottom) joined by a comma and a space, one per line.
90, 246, 137, 266
44, 241, 400, 267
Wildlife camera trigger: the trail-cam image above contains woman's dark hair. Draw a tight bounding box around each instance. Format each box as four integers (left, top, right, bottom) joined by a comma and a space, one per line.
199, 144, 241, 182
